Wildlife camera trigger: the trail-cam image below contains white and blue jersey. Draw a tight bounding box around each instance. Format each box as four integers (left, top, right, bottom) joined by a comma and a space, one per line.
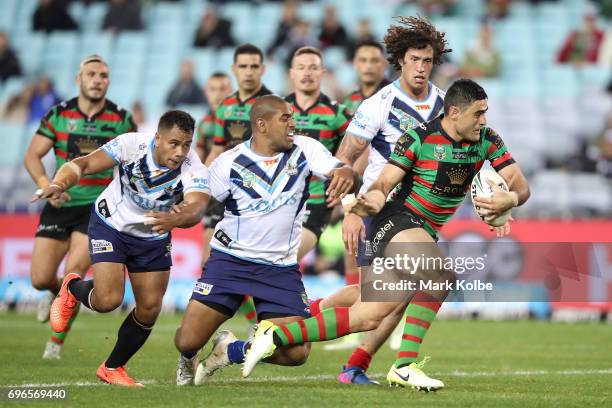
207, 136, 341, 265
97, 132, 210, 239
347, 80, 445, 193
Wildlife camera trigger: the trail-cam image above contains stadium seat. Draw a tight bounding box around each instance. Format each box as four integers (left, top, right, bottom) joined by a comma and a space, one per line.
0, 0, 18, 33
262, 61, 285, 95
78, 32, 113, 64
82, 3, 107, 33
0, 122, 26, 166
189, 49, 217, 85
323, 47, 346, 70
13, 33, 45, 76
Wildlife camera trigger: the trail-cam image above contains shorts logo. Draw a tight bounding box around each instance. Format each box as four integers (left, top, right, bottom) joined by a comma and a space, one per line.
372, 220, 394, 253
364, 240, 373, 257
165, 243, 172, 257
301, 291, 309, 306
91, 239, 113, 254
193, 282, 213, 295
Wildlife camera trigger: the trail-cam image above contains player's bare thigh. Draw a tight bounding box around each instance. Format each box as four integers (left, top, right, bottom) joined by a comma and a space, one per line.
297, 228, 318, 261
174, 300, 230, 353
265, 315, 312, 366
345, 228, 440, 333
30, 237, 69, 290
63, 231, 91, 278
90, 262, 125, 313
129, 270, 170, 325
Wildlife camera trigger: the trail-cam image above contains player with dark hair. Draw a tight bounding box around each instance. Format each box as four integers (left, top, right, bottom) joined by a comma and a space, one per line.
23, 54, 136, 360
323, 16, 450, 384
173, 95, 356, 386
343, 40, 390, 116
204, 43, 272, 166
201, 44, 273, 326
284, 46, 352, 259
245, 78, 530, 391
36, 110, 211, 387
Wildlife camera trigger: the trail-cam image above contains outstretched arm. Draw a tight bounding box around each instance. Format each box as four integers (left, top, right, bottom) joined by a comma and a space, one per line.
32, 148, 116, 202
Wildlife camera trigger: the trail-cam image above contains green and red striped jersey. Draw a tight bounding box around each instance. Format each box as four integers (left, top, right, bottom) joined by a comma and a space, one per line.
284, 93, 351, 204
194, 110, 216, 159
213, 86, 272, 148
36, 98, 136, 207
389, 116, 514, 237
342, 79, 390, 116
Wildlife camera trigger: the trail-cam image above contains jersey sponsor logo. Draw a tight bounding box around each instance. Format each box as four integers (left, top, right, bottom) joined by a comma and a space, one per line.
83, 123, 97, 133
68, 134, 109, 159
415, 104, 431, 111
434, 144, 446, 161
295, 117, 309, 127
193, 282, 213, 295
100, 124, 117, 133
91, 239, 113, 254
214, 229, 233, 247
431, 163, 476, 198
351, 111, 367, 130
228, 121, 248, 141
263, 159, 278, 167
245, 192, 299, 214
125, 188, 172, 211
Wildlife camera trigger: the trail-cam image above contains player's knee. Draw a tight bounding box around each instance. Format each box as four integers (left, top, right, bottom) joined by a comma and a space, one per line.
135, 302, 163, 325
282, 344, 311, 366
95, 293, 124, 313
174, 328, 196, 353
31, 274, 53, 291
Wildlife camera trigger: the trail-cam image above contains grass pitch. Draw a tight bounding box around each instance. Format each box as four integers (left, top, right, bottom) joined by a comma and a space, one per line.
1, 312, 611, 407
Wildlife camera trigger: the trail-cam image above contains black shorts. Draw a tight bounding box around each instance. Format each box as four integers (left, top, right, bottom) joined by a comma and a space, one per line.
368, 203, 433, 257
35, 203, 92, 241
302, 202, 332, 239
202, 200, 225, 229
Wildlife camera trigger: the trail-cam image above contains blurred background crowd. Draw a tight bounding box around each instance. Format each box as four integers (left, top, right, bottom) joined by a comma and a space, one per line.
0, 0, 610, 277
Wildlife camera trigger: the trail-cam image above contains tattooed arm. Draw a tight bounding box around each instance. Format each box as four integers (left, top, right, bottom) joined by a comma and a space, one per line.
335, 132, 370, 166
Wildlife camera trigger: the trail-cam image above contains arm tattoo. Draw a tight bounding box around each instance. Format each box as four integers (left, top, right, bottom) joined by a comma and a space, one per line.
336, 134, 369, 165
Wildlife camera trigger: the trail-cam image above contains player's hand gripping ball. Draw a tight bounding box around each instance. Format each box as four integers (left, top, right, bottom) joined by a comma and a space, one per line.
471, 169, 511, 227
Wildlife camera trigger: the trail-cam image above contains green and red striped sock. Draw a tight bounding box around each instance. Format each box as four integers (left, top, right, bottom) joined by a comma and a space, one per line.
273, 307, 350, 346
238, 295, 257, 325
50, 314, 77, 346
394, 293, 442, 368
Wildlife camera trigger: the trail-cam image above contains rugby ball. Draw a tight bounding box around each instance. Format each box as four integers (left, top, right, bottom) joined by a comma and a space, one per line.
470, 169, 510, 227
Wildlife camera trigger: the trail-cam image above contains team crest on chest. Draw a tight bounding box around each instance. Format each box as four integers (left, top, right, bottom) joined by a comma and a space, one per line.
243, 173, 255, 188
286, 163, 297, 176
434, 144, 446, 161
67, 119, 78, 132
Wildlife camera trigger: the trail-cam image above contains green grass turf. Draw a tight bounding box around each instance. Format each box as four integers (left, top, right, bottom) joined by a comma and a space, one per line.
0, 312, 611, 407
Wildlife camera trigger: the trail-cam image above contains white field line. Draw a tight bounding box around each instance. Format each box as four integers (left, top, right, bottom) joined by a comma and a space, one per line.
4, 368, 612, 388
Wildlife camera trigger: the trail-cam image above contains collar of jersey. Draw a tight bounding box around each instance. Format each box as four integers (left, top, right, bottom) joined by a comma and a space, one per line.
393, 80, 432, 103
285, 92, 331, 114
